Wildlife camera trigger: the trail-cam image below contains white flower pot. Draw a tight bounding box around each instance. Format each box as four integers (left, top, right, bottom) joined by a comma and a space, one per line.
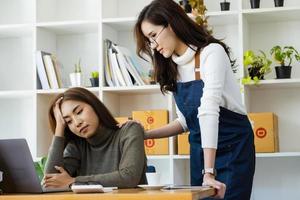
75, 72, 82, 86
69, 72, 82, 87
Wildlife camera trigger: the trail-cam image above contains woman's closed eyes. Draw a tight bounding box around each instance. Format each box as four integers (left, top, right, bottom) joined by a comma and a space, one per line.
65, 107, 83, 125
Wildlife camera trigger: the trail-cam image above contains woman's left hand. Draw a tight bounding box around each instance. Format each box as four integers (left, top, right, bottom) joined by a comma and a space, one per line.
202, 173, 226, 199
43, 166, 75, 188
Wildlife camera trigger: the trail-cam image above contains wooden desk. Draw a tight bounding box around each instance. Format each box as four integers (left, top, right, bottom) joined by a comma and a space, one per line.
0, 188, 215, 200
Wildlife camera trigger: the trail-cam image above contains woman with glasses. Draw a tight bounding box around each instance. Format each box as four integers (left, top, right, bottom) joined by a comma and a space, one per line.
134, 0, 255, 199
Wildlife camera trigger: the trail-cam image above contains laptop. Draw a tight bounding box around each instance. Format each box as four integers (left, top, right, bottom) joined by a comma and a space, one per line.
0, 138, 70, 193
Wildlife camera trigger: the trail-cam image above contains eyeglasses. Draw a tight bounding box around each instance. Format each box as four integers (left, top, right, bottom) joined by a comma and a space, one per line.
147, 26, 166, 50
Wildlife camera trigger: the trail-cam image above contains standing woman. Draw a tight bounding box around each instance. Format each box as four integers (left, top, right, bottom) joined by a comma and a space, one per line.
134, 0, 255, 199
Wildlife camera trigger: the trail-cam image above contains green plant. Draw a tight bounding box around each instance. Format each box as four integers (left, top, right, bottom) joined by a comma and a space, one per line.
188, 0, 212, 34
33, 156, 47, 182
74, 59, 82, 73
270, 45, 300, 67
91, 71, 99, 78
242, 50, 272, 84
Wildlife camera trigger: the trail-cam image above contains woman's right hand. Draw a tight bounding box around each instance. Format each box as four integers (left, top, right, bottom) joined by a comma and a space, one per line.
53, 97, 66, 137
202, 173, 226, 199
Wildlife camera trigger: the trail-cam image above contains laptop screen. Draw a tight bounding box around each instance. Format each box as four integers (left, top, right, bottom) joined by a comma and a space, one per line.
0, 139, 43, 193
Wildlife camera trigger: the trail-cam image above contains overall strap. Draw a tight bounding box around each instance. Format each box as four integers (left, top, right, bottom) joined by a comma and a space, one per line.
194, 50, 201, 80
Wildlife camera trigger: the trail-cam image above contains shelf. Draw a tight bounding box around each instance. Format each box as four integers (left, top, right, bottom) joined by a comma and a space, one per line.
244, 78, 300, 89
147, 155, 171, 160
256, 152, 300, 158
36, 20, 99, 34
0, 24, 32, 38
102, 85, 161, 94
172, 155, 190, 159
102, 17, 136, 31
242, 7, 300, 23
36, 0, 99, 23
207, 11, 239, 26
172, 152, 300, 159
0, 90, 34, 98
102, 12, 239, 31
37, 87, 99, 94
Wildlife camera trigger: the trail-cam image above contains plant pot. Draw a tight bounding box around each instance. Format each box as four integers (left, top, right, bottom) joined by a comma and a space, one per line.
250, 0, 260, 9
90, 78, 99, 87
69, 72, 82, 87
274, 0, 284, 7
275, 66, 291, 79
248, 67, 264, 80
220, 2, 230, 11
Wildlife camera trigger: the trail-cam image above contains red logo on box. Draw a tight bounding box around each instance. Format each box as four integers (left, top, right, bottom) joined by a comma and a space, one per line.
147, 116, 154, 124
145, 139, 155, 148
256, 127, 267, 138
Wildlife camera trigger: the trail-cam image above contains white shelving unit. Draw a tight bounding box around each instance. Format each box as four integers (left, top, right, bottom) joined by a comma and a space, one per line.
0, 0, 299, 199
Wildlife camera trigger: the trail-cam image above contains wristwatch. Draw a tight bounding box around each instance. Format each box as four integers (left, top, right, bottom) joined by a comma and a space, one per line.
202, 168, 217, 176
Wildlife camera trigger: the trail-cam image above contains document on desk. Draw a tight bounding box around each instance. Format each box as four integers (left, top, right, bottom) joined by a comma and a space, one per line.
162, 185, 211, 191
71, 184, 118, 193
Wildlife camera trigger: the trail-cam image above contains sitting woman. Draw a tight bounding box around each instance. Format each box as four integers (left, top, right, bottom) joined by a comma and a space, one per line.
43, 87, 147, 188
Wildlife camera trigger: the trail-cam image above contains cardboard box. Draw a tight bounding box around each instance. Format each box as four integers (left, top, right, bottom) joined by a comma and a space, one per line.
178, 132, 190, 155
132, 110, 169, 155
248, 112, 279, 153
115, 117, 131, 124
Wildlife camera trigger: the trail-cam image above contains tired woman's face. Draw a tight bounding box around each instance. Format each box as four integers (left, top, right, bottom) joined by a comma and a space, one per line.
61, 100, 99, 138
141, 20, 178, 58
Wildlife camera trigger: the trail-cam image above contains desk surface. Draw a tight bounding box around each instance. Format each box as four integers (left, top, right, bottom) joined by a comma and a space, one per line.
0, 188, 216, 200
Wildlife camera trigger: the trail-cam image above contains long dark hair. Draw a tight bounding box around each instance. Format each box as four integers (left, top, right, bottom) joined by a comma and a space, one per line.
48, 87, 118, 145
134, 0, 235, 94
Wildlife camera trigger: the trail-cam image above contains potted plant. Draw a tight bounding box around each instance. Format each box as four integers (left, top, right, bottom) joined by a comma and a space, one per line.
70, 59, 82, 87
220, 0, 230, 11
90, 71, 99, 87
188, 0, 213, 34
270, 46, 300, 79
242, 50, 272, 84
250, 0, 260, 9
179, 0, 192, 13
274, 0, 284, 7
33, 156, 47, 182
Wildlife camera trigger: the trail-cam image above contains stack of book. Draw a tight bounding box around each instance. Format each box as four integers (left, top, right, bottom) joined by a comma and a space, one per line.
104, 39, 152, 87
36, 51, 62, 90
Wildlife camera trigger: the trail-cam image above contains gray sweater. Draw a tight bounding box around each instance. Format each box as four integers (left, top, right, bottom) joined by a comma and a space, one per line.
45, 122, 147, 188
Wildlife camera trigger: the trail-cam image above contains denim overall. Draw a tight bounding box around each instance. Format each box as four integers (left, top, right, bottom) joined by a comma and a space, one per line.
173, 51, 255, 199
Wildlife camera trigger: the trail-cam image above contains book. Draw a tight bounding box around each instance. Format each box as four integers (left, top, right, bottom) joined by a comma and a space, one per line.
43, 55, 59, 89
36, 72, 42, 89
51, 55, 63, 88
108, 48, 120, 87
104, 40, 115, 87
36, 51, 51, 89
111, 51, 127, 86
119, 46, 145, 86
113, 44, 134, 86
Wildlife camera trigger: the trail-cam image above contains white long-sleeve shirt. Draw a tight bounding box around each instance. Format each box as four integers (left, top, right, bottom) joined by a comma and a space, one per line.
172, 43, 246, 149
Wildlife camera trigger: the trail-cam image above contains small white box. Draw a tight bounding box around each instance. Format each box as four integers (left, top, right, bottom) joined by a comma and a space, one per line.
146, 172, 161, 185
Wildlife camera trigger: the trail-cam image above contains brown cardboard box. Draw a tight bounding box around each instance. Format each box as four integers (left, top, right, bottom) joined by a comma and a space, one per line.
248, 112, 279, 153
178, 132, 190, 155
115, 117, 131, 124
132, 110, 169, 155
